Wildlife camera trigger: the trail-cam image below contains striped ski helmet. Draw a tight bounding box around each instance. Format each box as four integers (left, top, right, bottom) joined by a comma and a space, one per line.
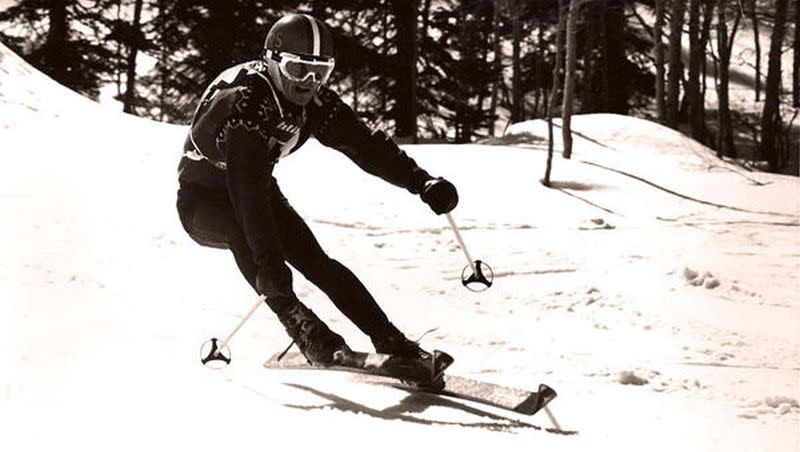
263, 14, 335, 105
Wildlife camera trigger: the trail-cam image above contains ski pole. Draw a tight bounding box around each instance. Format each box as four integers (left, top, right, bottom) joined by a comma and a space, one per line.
543, 405, 562, 431
446, 213, 477, 275
201, 295, 265, 367
446, 213, 493, 291
220, 295, 264, 348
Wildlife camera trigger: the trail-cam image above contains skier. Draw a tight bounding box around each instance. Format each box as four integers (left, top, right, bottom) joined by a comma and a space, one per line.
176, 13, 458, 367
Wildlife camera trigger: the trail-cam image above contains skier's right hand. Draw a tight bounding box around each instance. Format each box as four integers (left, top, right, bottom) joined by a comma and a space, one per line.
256, 258, 293, 299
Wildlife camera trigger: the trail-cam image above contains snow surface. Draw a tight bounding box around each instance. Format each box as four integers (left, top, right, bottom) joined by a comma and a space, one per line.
1, 42, 799, 451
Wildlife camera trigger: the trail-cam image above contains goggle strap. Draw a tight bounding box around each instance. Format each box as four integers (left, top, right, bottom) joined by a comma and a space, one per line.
265, 49, 333, 65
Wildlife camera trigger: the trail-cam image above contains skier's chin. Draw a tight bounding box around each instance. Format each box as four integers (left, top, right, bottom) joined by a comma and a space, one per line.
286, 83, 317, 106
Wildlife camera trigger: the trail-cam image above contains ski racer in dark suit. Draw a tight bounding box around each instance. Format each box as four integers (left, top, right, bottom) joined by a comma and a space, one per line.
176, 13, 458, 366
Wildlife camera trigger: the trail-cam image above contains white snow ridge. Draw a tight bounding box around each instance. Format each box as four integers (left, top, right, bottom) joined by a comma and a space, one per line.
1, 43, 798, 452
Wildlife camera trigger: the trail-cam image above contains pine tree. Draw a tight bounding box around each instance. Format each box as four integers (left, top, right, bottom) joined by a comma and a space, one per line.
0, 0, 118, 99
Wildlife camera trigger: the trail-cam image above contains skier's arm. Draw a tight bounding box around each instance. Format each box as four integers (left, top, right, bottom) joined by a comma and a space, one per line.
214, 87, 292, 297
312, 87, 433, 194
219, 118, 278, 260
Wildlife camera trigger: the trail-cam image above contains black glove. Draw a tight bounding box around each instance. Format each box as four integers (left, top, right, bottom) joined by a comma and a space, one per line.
420, 177, 458, 215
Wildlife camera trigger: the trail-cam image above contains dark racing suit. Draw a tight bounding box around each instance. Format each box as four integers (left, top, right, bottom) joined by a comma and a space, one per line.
176, 60, 433, 340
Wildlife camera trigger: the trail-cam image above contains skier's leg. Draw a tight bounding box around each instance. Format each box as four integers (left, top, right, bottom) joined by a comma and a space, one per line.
177, 183, 348, 365
267, 185, 407, 341
177, 184, 281, 306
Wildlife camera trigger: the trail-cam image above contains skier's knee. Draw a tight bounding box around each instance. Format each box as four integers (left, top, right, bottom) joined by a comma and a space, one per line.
176, 187, 232, 249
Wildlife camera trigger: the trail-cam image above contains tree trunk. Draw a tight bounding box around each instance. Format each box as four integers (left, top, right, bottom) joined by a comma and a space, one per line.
489, 0, 502, 135
381, 2, 389, 118
716, 0, 733, 157
123, 0, 144, 114
536, 12, 546, 117
758, 0, 790, 170
666, 0, 687, 128
43, 0, 68, 80
700, 0, 715, 108
794, 0, 799, 108
204, 4, 236, 83
750, 0, 761, 101
350, 11, 360, 115
545, 0, 568, 186
580, 5, 602, 113
393, 0, 417, 142
562, 0, 582, 159
422, 0, 432, 39
605, 0, 627, 113
511, 0, 524, 123
687, 0, 705, 141
654, 0, 666, 121
115, 0, 123, 97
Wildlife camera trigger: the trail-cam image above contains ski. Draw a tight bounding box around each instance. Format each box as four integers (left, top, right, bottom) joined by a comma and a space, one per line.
265, 349, 453, 384
264, 351, 556, 416
388, 376, 556, 416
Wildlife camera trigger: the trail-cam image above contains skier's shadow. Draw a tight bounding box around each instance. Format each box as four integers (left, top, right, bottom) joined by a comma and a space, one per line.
282, 382, 572, 434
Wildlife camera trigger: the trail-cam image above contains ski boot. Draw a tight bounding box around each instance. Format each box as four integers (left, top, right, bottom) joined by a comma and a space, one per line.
276, 301, 350, 367
371, 324, 453, 388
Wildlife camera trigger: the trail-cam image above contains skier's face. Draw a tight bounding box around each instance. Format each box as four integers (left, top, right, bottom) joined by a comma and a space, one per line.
281, 78, 320, 106
266, 51, 334, 106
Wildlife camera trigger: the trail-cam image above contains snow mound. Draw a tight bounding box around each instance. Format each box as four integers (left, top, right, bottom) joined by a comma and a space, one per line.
0, 42, 101, 125
503, 114, 799, 217
740, 396, 800, 419
506, 113, 714, 161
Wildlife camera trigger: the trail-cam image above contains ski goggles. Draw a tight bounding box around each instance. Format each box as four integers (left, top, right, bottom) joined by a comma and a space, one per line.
265, 49, 335, 84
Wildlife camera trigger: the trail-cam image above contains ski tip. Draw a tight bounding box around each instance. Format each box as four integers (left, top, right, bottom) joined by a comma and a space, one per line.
513, 384, 558, 415
539, 383, 558, 403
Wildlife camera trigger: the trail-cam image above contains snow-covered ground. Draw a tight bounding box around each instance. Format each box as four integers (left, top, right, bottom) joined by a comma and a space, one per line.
1, 43, 798, 451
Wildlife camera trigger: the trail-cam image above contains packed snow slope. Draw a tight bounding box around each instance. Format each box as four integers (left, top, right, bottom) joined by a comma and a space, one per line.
1, 43, 798, 451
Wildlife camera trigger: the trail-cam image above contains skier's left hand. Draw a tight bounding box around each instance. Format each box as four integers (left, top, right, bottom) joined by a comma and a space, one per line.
421, 177, 458, 215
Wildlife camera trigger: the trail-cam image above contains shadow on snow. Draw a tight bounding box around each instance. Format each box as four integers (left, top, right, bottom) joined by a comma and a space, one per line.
282, 382, 577, 436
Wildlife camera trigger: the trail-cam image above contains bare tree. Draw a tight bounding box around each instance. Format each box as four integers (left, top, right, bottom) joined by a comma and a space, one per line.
545, 0, 568, 186
562, 0, 584, 159
654, 0, 667, 121
758, 0, 790, 169
666, 0, 687, 128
